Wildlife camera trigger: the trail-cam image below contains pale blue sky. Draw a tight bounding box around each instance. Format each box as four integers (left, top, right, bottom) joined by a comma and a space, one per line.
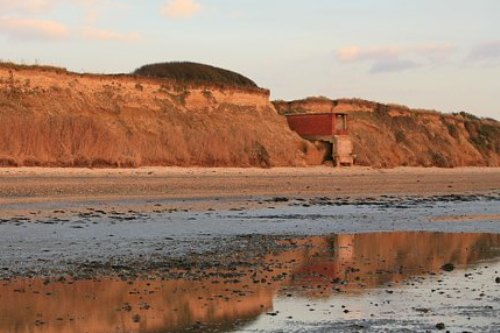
1, 0, 499, 118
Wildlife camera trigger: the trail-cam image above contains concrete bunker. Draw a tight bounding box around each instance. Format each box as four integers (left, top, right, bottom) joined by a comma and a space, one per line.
285, 113, 354, 166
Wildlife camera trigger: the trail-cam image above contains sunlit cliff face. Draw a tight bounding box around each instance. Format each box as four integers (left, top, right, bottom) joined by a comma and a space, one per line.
0, 65, 312, 168
1, 232, 499, 333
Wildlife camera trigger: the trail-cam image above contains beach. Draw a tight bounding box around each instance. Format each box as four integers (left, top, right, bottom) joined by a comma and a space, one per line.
0, 166, 499, 332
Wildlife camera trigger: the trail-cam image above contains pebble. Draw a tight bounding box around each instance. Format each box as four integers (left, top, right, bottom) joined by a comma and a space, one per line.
435, 322, 446, 330
441, 263, 455, 272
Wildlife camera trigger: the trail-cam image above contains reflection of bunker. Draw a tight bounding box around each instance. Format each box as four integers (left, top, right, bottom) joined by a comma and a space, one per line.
285, 113, 354, 166
335, 234, 355, 262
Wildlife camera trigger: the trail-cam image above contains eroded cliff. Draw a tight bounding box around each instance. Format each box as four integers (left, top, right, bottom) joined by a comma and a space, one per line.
274, 97, 500, 168
0, 63, 315, 167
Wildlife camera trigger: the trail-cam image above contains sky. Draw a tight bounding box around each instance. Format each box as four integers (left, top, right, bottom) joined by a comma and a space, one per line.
0, 0, 499, 119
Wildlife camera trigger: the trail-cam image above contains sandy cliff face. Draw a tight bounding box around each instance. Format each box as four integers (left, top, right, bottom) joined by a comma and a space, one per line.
275, 98, 500, 168
1, 64, 497, 169
0, 64, 316, 167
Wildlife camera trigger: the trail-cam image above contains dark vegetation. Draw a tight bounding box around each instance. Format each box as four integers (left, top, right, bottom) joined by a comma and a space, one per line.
395, 130, 406, 143
464, 120, 500, 154
0, 61, 262, 92
446, 123, 460, 139
430, 151, 451, 168
133, 62, 259, 89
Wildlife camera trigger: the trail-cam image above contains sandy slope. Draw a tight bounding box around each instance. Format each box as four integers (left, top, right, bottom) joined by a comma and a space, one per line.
274, 98, 500, 167
0, 64, 316, 168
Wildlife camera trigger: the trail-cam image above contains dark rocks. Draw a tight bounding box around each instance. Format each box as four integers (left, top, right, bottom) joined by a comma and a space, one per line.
272, 197, 289, 202
121, 303, 132, 312
34, 320, 46, 326
435, 322, 446, 330
495, 277, 500, 284
441, 263, 455, 272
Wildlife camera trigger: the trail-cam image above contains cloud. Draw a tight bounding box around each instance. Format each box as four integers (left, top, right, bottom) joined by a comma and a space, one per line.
75, 0, 98, 5
1, 0, 100, 11
162, 0, 202, 18
84, 10, 99, 24
414, 43, 455, 61
337, 46, 402, 62
370, 59, 420, 74
0, 0, 58, 13
0, 1, 113, 24
468, 41, 500, 61
82, 27, 141, 42
336, 43, 455, 73
0, 17, 69, 40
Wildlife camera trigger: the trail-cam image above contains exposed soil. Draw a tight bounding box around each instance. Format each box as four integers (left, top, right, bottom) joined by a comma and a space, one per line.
274, 97, 500, 168
2, 63, 499, 169
0, 63, 315, 168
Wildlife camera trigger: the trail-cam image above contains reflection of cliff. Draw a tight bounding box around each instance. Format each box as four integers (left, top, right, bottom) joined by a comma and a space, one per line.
1, 232, 499, 333
288, 232, 500, 296
0, 277, 276, 333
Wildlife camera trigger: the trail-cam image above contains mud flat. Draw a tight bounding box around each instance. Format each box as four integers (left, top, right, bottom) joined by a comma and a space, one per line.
0, 167, 499, 332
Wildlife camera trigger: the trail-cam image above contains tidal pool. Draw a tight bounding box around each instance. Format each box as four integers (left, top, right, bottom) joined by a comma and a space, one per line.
1, 232, 499, 333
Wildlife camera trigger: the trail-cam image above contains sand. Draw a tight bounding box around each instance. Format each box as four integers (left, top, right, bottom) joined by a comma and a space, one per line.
1, 166, 499, 204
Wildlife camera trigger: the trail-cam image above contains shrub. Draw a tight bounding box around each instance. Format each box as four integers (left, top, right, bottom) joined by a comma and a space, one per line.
430, 152, 450, 168
446, 123, 459, 139
464, 121, 499, 152
250, 142, 271, 168
0, 156, 17, 167
202, 90, 213, 99
133, 62, 258, 89
375, 103, 390, 117
456, 111, 479, 120
395, 130, 406, 143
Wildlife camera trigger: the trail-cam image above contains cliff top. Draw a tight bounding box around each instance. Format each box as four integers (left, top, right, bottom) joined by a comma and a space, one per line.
0, 61, 267, 94
274, 96, 498, 122
133, 62, 258, 89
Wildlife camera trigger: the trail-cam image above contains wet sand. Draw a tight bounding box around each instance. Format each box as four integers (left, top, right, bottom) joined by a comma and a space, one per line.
1, 232, 499, 333
0, 166, 499, 217
1, 167, 499, 332
1, 166, 499, 202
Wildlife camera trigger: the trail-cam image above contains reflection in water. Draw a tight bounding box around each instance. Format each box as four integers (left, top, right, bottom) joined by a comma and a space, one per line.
1, 232, 499, 333
288, 232, 500, 296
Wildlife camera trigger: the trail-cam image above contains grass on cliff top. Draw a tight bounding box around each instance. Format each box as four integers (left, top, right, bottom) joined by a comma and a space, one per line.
0, 61, 262, 91
0, 61, 68, 73
133, 62, 259, 89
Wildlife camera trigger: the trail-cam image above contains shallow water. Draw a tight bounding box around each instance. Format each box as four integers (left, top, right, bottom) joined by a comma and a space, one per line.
1, 195, 499, 277
1, 231, 499, 333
